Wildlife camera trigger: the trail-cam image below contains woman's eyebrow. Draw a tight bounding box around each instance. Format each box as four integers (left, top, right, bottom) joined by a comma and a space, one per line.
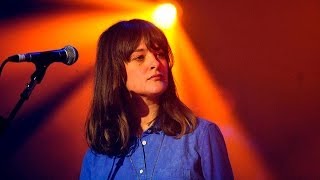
133, 48, 147, 53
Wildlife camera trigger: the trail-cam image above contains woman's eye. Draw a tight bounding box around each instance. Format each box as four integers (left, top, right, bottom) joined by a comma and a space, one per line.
156, 53, 165, 59
133, 55, 145, 61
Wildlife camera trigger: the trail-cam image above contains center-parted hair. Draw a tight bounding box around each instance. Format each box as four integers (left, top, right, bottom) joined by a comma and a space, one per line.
86, 19, 197, 156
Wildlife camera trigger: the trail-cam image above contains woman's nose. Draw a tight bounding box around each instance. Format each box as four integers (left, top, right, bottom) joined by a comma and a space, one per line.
149, 53, 160, 69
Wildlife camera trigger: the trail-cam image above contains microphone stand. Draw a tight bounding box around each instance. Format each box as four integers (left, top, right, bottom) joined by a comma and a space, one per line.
0, 63, 49, 134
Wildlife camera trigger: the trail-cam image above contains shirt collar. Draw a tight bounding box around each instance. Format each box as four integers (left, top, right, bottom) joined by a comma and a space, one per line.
144, 118, 162, 135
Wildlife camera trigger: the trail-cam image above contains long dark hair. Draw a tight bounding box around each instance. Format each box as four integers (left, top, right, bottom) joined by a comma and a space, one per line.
86, 19, 197, 156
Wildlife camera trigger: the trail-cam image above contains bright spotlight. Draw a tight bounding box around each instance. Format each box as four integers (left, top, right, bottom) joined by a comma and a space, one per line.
152, 3, 177, 29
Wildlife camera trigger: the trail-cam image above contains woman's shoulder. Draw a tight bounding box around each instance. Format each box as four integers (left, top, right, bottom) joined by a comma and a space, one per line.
192, 117, 226, 138
82, 148, 112, 164
80, 148, 117, 179
81, 148, 116, 170
196, 117, 219, 130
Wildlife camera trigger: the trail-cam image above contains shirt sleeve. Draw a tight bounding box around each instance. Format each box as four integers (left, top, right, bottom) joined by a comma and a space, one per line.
79, 149, 93, 180
199, 123, 234, 180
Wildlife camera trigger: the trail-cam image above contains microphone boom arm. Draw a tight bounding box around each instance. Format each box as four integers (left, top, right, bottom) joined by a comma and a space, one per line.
1, 63, 49, 134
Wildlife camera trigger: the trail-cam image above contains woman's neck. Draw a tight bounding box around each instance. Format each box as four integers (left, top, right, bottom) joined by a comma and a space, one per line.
140, 101, 159, 131
130, 94, 160, 133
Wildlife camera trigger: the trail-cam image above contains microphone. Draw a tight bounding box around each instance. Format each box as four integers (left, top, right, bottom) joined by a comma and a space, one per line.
7, 45, 79, 66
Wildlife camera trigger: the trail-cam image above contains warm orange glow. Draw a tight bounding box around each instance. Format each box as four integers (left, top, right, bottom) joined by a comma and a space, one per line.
152, 3, 177, 29
167, 23, 275, 179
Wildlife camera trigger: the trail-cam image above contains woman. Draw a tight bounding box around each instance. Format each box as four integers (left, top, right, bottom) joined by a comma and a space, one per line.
80, 19, 233, 179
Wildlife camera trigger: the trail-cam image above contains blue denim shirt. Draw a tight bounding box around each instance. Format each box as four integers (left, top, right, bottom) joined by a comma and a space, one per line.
80, 118, 233, 179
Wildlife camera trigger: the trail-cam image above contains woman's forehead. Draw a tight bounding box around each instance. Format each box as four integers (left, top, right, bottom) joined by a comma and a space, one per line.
135, 39, 147, 49
136, 38, 164, 51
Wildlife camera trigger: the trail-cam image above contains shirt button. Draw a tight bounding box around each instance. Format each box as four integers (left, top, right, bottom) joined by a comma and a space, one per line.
141, 140, 147, 146
139, 169, 144, 174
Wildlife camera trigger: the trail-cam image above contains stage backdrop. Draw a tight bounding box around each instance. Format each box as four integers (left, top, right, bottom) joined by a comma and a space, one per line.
0, 0, 319, 179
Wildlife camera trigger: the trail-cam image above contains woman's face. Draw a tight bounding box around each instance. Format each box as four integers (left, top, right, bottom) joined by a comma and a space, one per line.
125, 40, 169, 101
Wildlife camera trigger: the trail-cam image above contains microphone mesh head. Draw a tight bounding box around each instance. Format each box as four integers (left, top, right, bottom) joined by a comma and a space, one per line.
64, 45, 79, 65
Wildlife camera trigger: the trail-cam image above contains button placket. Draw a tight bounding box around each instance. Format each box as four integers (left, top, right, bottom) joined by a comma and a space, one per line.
139, 137, 147, 177
141, 140, 147, 146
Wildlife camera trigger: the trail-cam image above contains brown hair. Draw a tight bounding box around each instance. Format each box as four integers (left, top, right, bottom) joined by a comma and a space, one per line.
86, 19, 197, 156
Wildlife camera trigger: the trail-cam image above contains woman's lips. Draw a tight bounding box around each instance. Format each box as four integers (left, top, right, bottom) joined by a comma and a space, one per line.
148, 74, 163, 80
